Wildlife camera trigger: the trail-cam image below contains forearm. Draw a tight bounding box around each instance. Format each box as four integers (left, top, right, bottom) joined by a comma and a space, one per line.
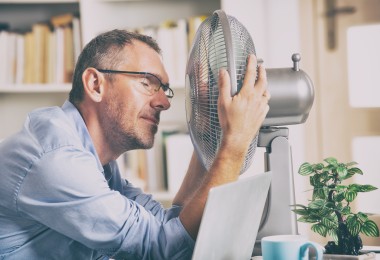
172, 151, 206, 206
178, 140, 248, 239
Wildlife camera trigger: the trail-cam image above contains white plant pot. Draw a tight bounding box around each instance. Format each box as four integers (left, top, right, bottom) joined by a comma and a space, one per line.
323, 252, 376, 260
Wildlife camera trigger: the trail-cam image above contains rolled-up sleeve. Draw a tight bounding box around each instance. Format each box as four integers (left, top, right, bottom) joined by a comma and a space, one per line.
17, 146, 194, 259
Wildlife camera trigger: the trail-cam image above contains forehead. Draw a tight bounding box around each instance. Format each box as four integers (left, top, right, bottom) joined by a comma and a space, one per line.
122, 40, 168, 82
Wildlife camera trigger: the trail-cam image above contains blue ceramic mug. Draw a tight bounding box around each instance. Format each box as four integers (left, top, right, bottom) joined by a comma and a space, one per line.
261, 235, 323, 260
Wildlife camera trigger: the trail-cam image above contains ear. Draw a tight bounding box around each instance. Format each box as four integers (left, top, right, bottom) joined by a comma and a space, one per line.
82, 68, 105, 103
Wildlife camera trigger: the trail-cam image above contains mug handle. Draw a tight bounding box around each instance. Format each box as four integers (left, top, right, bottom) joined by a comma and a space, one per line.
300, 242, 323, 260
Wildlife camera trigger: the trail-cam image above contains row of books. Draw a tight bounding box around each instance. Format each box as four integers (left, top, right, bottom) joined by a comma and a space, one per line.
0, 13, 207, 86
0, 13, 81, 85
135, 15, 207, 87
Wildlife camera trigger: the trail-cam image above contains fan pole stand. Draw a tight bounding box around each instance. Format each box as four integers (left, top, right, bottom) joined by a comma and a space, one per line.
253, 126, 299, 255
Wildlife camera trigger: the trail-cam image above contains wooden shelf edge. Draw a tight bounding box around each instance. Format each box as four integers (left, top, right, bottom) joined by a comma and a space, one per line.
0, 0, 78, 3
0, 83, 72, 93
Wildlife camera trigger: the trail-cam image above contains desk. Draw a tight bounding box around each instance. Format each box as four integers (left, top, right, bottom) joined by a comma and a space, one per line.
252, 255, 380, 260
252, 246, 380, 260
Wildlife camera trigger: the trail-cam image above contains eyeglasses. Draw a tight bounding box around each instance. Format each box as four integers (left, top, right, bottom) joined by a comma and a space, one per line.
96, 69, 174, 100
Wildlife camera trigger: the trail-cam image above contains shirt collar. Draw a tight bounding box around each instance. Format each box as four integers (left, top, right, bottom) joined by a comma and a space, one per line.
61, 100, 104, 173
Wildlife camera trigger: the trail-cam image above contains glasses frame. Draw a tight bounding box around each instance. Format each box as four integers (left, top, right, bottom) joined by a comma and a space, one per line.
96, 69, 174, 99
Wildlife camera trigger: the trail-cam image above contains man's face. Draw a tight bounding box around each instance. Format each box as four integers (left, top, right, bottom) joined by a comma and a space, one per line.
99, 41, 170, 152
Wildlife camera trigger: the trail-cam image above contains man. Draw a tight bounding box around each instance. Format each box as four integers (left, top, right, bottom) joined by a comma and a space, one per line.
0, 29, 269, 259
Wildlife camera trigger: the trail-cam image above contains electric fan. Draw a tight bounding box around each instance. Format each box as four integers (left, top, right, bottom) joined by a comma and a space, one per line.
185, 9, 315, 254
185, 9, 258, 174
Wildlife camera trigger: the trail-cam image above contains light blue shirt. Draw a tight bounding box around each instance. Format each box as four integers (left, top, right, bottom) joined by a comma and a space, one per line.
0, 101, 194, 260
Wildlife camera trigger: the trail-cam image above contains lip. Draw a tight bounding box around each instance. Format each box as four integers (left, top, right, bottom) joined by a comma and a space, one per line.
141, 116, 159, 125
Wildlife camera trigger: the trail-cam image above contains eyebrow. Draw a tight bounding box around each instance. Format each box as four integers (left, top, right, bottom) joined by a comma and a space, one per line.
150, 72, 169, 86
150, 73, 170, 89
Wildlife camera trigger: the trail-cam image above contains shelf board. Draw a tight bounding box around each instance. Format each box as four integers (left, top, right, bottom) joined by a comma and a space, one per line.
0, 0, 78, 3
0, 83, 71, 93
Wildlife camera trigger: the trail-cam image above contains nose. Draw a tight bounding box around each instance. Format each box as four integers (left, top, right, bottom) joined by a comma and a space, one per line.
151, 89, 171, 111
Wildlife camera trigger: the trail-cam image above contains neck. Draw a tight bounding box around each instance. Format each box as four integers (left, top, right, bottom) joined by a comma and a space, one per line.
76, 102, 121, 165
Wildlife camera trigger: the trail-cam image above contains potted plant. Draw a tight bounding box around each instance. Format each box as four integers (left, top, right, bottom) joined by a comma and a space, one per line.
292, 157, 379, 258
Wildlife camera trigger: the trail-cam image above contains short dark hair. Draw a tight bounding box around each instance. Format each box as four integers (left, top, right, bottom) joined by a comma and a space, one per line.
69, 29, 161, 104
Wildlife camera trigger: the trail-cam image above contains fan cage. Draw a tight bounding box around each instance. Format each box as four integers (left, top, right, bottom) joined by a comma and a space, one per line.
186, 10, 258, 174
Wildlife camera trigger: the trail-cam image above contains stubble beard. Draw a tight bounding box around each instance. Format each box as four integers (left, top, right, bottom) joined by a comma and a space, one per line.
101, 99, 158, 153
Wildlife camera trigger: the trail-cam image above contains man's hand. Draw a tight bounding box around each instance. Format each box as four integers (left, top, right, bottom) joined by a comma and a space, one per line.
218, 54, 270, 154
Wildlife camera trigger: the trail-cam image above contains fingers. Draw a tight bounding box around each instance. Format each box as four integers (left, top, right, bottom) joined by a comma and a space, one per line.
239, 54, 268, 98
238, 55, 258, 96
216, 54, 270, 151
218, 68, 231, 103
255, 65, 270, 97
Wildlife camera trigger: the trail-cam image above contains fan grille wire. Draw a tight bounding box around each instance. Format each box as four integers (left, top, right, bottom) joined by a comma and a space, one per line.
186, 11, 258, 173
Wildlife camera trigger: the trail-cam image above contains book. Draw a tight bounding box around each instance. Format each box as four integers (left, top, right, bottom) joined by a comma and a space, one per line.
6, 32, 17, 84
156, 21, 176, 87
165, 133, 193, 194
15, 34, 25, 84
50, 13, 74, 28
123, 150, 148, 190
0, 31, 8, 84
72, 16, 82, 63
46, 30, 57, 83
23, 32, 34, 84
55, 26, 65, 83
172, 19, 187, 86
31, 23, 50, 83
187, 15, 207, 49
63, 26, 74, 83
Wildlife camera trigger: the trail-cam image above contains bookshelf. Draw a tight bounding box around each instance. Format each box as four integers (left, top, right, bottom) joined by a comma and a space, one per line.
0, 0, 221, 203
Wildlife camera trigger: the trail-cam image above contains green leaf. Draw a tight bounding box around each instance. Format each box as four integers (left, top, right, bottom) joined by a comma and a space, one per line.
298, 216, 320, 223
347, 216, 361, 236
348, 184, 361, 192
337, 165, 348, 179
325, 202, 335, 209
341, 206, 351, 215
290, 204, 307, 209
324, 157, 338, 166
324, 165, 335, 172
355, 184, 377, 192
357, 212, 369, 222
345, 161, 358, 167
299, 162, 314, 176
333, 192, 345, 202
361, 220, 380, 237
336, 185, 347, 191
348, 221, 362, 236
313, 163, 324, 171
312, 223, 328, 237
344, 190, 358, 202
323, 186, 330, 198
297, 216, 309, 223
319, 207, 333, 216
328, 229, 339, 243
348, 167, 363, 175
292, 208, 309, 215
322, 217, 338, 228
313, 188, 325, 200
320, 172, 330, 182
309, 199, 325, 209
336, 202, 343, 211
341, 171, 355, 180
